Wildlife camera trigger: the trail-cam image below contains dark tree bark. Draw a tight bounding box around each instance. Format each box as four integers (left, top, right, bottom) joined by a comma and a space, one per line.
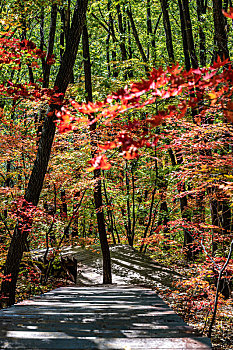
18, 1, 35, 83
103, 175, 116, 245
116, 3, 127, 62
220, 198, 231, 236
140, 148, 158, 253
60, 1, 74, 83
125, 161, 133, 246
1, 0, 89, 307
82, 21, 112, 284
127, 20, 134, 77
152, 12, 162, 65
168, 149, 194, 260
178, 0, 191, 70
43, 4, 58, 88
60, 190, 68, 218
159, 0, 175, 62
40, 7, 46, 73
126, 6, 148, 74
210, 196, 219, 254
146, 0, 153, 60
196, 0, 207, 66
106, 32, 111, 77
108, 0, 118, 77
181, 0, 199, 69
213, 0, 229, 60
5, 160, 11, 187
140, 186, 156, 253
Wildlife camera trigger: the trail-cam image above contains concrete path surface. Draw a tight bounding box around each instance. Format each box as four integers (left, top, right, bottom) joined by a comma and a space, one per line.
0, 286, 212, 349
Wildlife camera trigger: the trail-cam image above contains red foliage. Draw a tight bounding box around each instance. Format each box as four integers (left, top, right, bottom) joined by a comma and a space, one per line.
222, 7, 233, 19
86, 154, 111, 172
56, 60, 233, 171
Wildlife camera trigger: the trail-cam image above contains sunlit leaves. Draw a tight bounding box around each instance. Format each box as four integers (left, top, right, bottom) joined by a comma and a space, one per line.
222, 7, 233, 19
57, 59, 233, 172
86, 154, 111, 172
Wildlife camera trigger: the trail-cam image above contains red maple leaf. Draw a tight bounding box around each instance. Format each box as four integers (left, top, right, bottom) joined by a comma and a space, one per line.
222, 7, 233, 19
86, 155, 111, 172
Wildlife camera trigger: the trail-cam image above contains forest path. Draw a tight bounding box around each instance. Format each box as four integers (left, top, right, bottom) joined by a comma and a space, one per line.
0, 286, 212, 349
33, 244, 182, 289
0, 246, 212, 349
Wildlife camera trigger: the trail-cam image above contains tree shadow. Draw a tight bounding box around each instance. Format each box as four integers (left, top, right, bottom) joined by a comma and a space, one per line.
0, 286, 212, 349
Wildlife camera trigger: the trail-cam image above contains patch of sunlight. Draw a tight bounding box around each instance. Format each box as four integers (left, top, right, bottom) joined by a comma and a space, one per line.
6, 331, 74, 339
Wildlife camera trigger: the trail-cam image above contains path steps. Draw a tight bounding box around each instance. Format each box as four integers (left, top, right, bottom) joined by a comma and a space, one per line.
0, 286, 212, 349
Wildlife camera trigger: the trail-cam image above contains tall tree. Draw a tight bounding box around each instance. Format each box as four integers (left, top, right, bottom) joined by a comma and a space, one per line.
159, 0, 175, 63
213, 0, 229, 60
178, 0, 191, 70
82, 19, 112, 284
196, 0, 207, 66
181, 0, 199, 69
1, 0, 89, 307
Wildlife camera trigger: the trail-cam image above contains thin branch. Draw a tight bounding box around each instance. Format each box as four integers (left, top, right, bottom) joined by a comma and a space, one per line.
208, 239, 233, 338
91, 13, 118, 42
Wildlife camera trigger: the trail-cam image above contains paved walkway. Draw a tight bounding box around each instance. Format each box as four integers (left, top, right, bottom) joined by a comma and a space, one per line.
0, 286, 212, 349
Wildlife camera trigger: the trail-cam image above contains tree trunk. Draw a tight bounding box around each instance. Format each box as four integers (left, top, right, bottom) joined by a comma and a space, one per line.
196, 0, 207, 66
103, 175, 116, 245
146, 0, 153, 60
178, 0, 191, 70
181, 0, 199, 69
108, 0, 118, 77
168, 149, 193, 260
1, 0, 89, 307
213, 0, 229, 60
127, 7, 148, 66
159, 0, 175, 62
116, 3, 127, 62
82, 21, 112, 284
43, 3, 58, 88
125, 161, 133, 246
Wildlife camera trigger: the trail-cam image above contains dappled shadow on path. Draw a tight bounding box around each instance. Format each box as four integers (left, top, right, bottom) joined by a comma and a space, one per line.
55, 245, 182, 288
0, 286, 212, 349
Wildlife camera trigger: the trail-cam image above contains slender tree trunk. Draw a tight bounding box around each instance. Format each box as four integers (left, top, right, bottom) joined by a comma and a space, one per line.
82, 21, 112, 284
127, 20, 134, 77
106, 33, 111, 77
210, 195, 219, 254
131, 165, 136, 244
108, 0, 118, 77
181, 0, 199, 69
103, 175, 116, 245
40, 7, 46, 74
159, 0, 175, 62
152, 12, 162, 65
116, 3, 127, 62
125, 161, 133, 246
127, 7, 148, 67
178, 0, 191, 70
213, 0, 229, 60
168, 149, 193, 260
1, 0, 89, 307
43, 4, 58, 88
196, 0, 207, 66
146, 0, 152, 60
